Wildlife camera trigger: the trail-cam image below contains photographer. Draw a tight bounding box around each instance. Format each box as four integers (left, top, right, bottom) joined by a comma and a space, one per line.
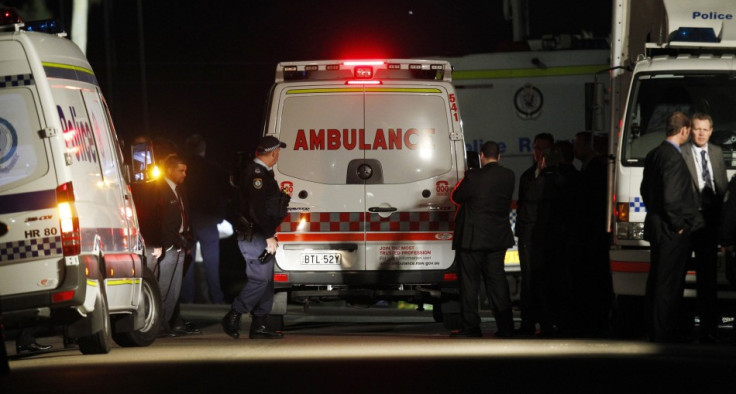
222, 136, 290, 340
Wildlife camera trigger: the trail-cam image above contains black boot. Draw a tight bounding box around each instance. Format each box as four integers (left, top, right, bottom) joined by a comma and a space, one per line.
221, 309, 242, 339
249, 315, 283, 339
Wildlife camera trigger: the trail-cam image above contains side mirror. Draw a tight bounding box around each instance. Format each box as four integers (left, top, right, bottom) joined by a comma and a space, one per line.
129, 141, 157, 183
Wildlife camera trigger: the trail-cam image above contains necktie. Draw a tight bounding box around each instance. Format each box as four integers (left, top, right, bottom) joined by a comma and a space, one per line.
701, 150, 714, 191
175, 185, 188, 232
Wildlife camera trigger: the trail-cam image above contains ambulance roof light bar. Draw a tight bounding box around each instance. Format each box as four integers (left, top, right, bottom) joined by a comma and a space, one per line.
275, 59, 453, 83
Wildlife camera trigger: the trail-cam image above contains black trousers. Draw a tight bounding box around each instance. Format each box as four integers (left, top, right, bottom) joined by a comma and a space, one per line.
646, 228, 691, 342
691, 219, 719, 337
458, 249, 514, 333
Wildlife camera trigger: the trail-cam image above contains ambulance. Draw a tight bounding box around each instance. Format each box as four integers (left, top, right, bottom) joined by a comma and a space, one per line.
0, 10, 161, 354
610, 0, 736, 332
265, 59, 466, 327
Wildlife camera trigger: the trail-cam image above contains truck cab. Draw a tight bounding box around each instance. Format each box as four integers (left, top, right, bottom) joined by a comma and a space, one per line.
610, 0, 736, 332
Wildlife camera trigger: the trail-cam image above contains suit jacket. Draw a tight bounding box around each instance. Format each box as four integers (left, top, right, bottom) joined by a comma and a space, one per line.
681, 142, 728, 215
138, 178, 191, 250
451, 162, 515, 251
641, 141, 703, 241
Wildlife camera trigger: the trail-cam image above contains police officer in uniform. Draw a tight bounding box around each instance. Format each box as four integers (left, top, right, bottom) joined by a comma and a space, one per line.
222, 136, 290, 339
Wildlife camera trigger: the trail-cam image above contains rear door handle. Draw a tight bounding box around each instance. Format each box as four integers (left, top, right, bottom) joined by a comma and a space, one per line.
368, 207, 398, 213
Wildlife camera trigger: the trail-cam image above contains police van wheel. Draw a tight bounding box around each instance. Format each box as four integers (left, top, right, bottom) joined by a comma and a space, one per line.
113, 266, 162, 347
78, 290, 113, 354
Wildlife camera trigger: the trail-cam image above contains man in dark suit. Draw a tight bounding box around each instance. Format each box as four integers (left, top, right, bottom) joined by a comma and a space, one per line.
680, 113, 727, 342
139, 154, 193, 336
641, 111, 703, 343
515, 133, 554, 335
450, 141, 516, 338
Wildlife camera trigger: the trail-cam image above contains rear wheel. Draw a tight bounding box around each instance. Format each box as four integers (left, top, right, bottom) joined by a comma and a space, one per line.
113, 266, 162, 347
78, 289, 113, 354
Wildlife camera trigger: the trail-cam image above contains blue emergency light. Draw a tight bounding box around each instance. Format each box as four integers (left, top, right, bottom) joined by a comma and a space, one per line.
668, 27, 719, 43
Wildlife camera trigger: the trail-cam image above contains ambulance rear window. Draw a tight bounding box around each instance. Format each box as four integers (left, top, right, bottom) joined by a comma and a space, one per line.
0, 88, 47, 191
277, 90, 453, 184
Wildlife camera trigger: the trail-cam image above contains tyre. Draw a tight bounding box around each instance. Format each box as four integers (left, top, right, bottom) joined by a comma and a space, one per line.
78, 288, 113, 354
113, 266, 162, 347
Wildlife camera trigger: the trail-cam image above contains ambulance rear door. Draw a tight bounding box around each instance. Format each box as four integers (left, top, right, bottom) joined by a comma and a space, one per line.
362, 85, 458, 271
275, 85, 369, 272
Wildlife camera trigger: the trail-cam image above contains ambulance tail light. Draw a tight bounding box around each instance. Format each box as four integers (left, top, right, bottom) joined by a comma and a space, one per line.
56, 182, 81, 256
443, 273, 458, 282
274, 273, 289, 282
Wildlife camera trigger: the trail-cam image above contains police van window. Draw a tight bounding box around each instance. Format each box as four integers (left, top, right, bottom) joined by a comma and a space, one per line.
623, 73, 736, 168
82, 90, 121, 187
0, 89, 46, 190
278, 93, 365, 184
364, 93, 452, 183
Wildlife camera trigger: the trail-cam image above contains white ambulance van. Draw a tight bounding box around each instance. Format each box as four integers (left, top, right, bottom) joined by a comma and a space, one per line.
0, 10, 161, 354
610, 0, 736, 333
266, 59, 466, 327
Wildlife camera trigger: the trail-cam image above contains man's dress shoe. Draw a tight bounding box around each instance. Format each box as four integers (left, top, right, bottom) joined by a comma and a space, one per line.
16, 342, 52, 353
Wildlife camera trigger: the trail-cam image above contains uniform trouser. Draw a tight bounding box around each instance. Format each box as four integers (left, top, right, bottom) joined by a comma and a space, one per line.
151, 246, 186, 328
181, 212, 224, 304
458, 249, 514, 333
232, 234, 274, 317
692, 221, 719, 337
646, 229, 691, 341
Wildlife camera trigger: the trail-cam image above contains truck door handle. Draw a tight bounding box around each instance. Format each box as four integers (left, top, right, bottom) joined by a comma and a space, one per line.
368, 207, 398, 213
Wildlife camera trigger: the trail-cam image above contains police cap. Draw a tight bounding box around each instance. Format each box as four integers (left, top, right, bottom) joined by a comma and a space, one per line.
256, 136, 287, 154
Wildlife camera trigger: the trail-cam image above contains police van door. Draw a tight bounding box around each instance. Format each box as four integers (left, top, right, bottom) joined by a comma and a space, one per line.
276, 87, 369, 272
362, 87, 457, 272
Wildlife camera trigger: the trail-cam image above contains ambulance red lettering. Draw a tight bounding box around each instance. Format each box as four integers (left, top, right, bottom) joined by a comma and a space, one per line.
293, 128, 436, 151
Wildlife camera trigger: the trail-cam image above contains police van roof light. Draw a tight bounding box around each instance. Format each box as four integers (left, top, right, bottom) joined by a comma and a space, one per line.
24, 19, 64, 34
387, 63, 401, 69
305, 65, 319, 71
668, 27, 719, 43
0, 8, 22, 25
430, 64, 444, 70
325, 64, 340, 71
283, 66, 298, 72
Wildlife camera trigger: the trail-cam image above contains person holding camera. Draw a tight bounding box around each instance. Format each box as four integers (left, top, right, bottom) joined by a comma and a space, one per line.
222, 136, 290, 340
138, 154, 195, 337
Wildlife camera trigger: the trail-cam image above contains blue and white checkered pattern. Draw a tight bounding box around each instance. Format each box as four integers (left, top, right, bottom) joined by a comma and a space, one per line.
509, 209, 517, 233
0, 236, 63, 262
0, 74, 34, 88
630, 197, 647, 213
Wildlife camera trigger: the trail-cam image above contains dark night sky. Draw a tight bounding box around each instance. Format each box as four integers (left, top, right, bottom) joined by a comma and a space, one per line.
6, 0, 610, 170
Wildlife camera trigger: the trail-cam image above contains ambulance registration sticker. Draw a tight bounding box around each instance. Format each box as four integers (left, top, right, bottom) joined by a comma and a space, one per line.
301, 252, 341, 265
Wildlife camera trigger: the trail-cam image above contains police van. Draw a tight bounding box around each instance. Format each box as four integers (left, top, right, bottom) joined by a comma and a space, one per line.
264, 59, 466, 327
610, 0, 736, 332
0, 10, 161, 354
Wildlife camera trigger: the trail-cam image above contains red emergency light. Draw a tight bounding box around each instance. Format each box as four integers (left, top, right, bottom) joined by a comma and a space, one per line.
343, 60, 385, 66
346, 80, 381, 85
0, 8, 22, 25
